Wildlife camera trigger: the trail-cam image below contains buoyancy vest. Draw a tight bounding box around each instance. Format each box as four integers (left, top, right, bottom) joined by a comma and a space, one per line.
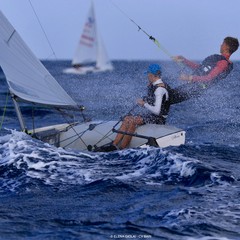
168, 55, 233, 105
193, 54, 233, 80
144, 83, 170, 123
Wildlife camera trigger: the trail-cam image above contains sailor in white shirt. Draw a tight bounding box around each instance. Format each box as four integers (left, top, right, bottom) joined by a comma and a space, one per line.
109, 64, 170, 150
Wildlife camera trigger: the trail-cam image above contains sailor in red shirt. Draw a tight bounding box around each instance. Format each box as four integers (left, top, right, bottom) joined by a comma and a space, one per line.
170, 36, 239, 104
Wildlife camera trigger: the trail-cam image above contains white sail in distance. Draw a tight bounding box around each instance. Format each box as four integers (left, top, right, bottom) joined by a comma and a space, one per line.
71, 2, 113, 71
72, 3, 97, 65
96, 33, 113, 70
0, 10, 77, 108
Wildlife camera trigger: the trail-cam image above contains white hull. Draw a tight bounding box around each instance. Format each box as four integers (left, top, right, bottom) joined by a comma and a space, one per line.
63, 65, 113, 75
31, 121, 185, 151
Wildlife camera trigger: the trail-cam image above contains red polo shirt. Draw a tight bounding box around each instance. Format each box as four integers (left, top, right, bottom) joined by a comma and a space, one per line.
183, 54, 231, 82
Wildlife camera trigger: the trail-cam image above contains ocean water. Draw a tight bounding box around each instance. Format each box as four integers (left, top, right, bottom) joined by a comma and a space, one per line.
1, 60, 240, 240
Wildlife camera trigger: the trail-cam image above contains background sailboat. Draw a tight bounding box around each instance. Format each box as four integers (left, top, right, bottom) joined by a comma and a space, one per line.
63, 2, 114, 75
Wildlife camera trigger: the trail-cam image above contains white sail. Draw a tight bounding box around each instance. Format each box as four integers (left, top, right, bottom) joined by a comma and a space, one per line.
72, 3, 97, 65
64, 1, 113, 74
0, 10, 77, 108
96, 34, 114, 71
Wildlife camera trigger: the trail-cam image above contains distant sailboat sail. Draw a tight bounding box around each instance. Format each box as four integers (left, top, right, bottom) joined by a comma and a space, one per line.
63, 2, 113, 75
72, 3, 97, 66
0, 10, 77, 108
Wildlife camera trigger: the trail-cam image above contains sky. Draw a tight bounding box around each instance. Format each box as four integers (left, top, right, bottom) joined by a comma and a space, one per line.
1, 0, 240, 61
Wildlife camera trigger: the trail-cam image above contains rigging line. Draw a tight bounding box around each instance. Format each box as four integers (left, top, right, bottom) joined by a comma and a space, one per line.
28, 0, 57, 59
91, 126, 115, 146
60, 121, 114, 149
61, 120, 114, 148
109, 0, 173, 59
56, 107, 108, 149
108, 0, 186, 69
31, 105, 36, 135
61, 128, 89, 149
0, 91, 9, 131
112, 104, 138, 130
57, 109, 89, 148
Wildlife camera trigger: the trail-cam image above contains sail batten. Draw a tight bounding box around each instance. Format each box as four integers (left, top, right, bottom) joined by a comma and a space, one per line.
0, 10, 77, 108
6, 29, 16, 44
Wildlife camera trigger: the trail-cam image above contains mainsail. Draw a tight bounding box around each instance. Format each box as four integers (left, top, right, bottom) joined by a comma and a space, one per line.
72, 3, 97, 65
96, 33, 113, 70
71, 2, 113, 71
0, 10, 77, 108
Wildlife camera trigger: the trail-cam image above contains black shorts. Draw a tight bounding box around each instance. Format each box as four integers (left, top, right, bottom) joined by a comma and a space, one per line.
142, 114, 166, 125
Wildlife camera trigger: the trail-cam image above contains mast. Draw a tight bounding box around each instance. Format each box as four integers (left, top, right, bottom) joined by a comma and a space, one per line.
11, 93, 27, 132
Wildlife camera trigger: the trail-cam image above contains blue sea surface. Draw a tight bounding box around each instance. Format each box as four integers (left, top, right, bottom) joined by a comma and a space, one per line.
1, 60, 240, 240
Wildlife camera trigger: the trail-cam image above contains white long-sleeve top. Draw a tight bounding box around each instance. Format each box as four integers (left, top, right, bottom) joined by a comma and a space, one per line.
143, 79, 169, 115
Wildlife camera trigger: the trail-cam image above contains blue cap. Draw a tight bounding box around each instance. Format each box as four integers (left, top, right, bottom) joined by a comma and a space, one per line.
144, 64, 161, 75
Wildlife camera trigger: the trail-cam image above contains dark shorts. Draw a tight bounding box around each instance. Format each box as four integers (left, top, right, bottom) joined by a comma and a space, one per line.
141, 114, 166, 125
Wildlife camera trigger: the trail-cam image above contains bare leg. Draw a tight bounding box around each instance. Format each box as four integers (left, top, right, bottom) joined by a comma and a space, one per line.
113, 116, 132, 145
118, 121, 137, 149
113, 115, 143, 149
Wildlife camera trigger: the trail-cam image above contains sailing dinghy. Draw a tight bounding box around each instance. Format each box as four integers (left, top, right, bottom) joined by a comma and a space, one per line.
0, 10, 185, 152
63, 2, 114, 75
